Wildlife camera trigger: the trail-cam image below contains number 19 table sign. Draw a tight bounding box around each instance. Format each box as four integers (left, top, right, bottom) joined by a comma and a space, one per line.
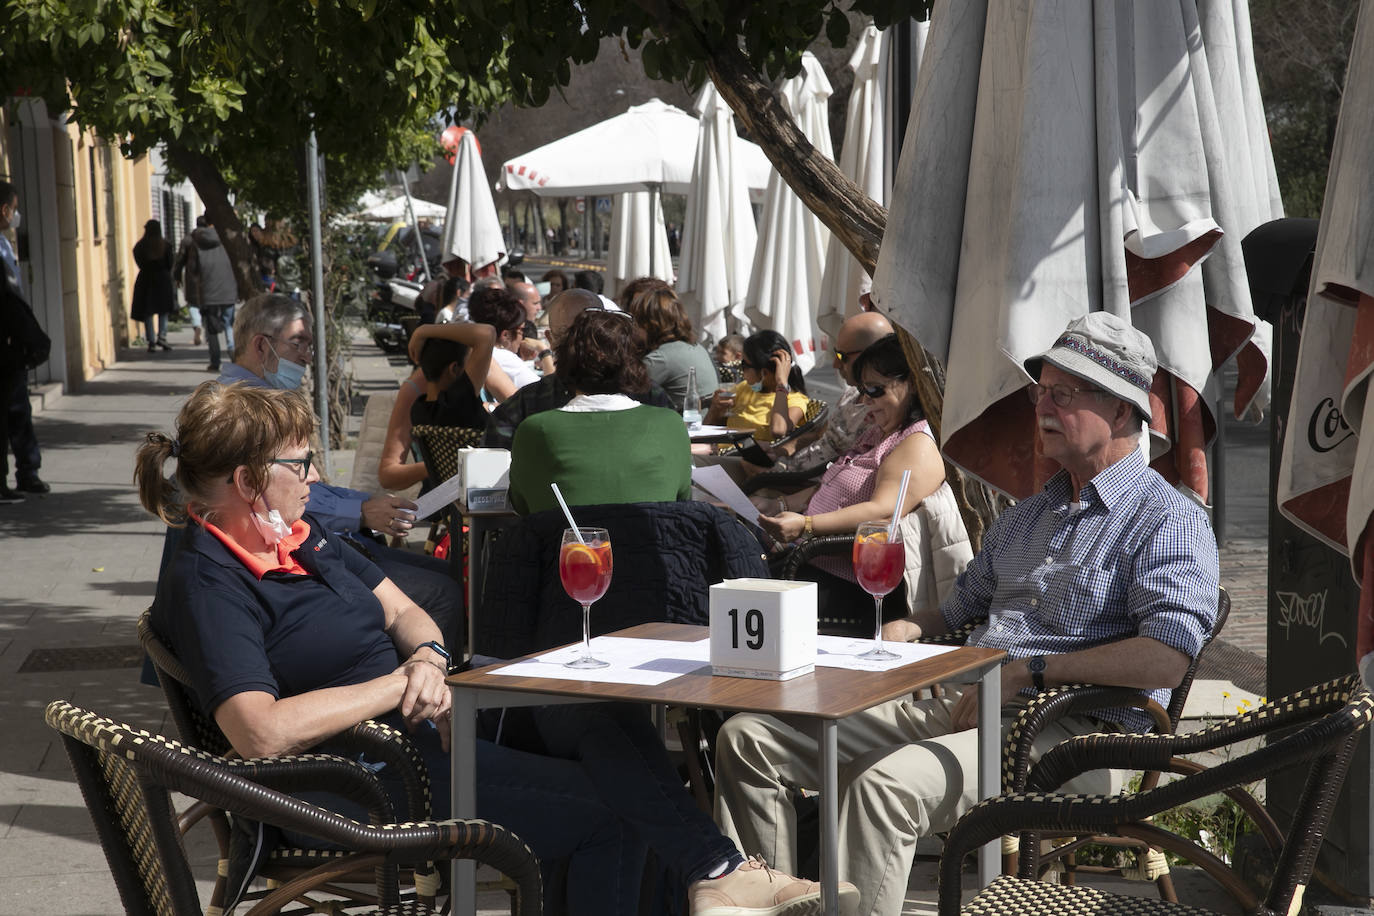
708, 578, 818, 680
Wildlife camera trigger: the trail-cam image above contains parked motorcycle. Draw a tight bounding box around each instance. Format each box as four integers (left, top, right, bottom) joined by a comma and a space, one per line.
365, 249, 425, 353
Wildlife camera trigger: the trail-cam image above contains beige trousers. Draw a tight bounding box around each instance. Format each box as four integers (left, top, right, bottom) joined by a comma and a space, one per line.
713, 693, 1119, 916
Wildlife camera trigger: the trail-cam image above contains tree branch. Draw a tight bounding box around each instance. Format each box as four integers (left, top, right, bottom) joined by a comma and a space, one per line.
164, 145, 262, 302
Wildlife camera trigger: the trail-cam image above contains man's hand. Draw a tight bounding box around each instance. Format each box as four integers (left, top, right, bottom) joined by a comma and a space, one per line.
362, 495, 418, 538
949, 660, 1033, 731
881, 618, 923, 643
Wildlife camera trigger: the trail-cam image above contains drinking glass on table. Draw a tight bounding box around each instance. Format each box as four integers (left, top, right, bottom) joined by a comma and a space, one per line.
852, 521, 905, 661
559, 527, 613, 669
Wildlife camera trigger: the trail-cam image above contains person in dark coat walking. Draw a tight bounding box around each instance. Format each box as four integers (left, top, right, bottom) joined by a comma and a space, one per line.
131, 220, 176, 353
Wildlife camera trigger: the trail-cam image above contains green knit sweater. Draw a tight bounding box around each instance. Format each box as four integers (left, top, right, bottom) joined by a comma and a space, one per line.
508, 405, 693, 515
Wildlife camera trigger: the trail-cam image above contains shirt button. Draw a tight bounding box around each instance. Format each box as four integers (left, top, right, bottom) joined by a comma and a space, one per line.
1029, 598, 1039, 607
1044, 556, 1053, 565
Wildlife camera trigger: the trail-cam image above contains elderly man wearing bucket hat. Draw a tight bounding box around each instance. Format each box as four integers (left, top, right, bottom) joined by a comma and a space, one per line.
712, 311, 1219, 916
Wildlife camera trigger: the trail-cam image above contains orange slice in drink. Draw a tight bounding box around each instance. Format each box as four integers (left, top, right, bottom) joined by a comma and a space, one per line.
857, 530, 889, 545
563, 542, 600, 565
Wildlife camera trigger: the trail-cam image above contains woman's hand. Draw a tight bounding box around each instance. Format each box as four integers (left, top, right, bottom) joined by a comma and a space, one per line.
705, 388, 736, 424
395, 655, 451, 730
758, 510, 807, 543
406, 325, 432, 365
771, 348, 793, 389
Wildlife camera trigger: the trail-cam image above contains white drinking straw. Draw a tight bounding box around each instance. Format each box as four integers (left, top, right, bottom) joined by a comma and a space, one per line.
550, 483, 586, 544
887, 469, 912, 539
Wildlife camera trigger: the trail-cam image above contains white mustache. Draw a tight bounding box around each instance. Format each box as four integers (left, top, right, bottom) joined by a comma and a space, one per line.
1038, 417, 1063, 432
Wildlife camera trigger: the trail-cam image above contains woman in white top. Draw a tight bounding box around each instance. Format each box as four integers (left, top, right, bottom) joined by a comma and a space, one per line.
467, 285, 540, 399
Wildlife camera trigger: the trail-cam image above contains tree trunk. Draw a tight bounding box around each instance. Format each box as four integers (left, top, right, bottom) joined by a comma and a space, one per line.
165, 145, 262, 302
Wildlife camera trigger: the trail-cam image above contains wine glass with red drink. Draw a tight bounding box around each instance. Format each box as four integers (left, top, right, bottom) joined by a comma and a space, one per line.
852, 521, 905, 661
559, 527, 613, 669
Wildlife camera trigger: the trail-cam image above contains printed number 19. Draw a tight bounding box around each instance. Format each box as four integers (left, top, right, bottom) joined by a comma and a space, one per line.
729, 608, 765, 650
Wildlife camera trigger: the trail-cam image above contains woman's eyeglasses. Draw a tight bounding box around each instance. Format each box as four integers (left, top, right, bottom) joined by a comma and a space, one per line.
858, 383, 888, 399
270, 450, 314, 480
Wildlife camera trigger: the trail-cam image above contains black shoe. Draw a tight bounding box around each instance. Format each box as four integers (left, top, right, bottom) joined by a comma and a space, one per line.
206, 363, 221, 372
158, 338, 172, 351
0, 484, 24, 504
16, 476, 50, 494
148, 343, 157, 353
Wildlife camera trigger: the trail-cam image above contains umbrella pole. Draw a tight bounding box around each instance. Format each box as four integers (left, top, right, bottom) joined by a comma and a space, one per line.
397, 168, 430, 282
306, 128, 330, 472
649, 183, 659, 274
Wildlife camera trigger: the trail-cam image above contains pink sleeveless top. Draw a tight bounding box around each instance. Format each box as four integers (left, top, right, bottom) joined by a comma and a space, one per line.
806, 419, 934, 580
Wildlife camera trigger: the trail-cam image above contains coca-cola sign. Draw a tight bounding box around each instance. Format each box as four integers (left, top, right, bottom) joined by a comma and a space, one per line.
1307, 396, 1355, 454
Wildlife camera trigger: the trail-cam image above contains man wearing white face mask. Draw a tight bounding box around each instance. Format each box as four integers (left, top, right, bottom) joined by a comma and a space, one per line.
213, 292, 463, 643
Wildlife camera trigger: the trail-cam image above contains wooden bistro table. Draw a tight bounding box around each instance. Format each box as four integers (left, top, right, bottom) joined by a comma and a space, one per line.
448, 622, 1005, 915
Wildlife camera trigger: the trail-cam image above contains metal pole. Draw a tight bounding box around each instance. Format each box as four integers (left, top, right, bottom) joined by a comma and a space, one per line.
397, 168, 430, 282
648, 183, 659, 275
306, 129, 330, 473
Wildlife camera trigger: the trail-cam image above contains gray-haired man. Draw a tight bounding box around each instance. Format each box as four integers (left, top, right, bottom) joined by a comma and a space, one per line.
713, 311, 1220, 916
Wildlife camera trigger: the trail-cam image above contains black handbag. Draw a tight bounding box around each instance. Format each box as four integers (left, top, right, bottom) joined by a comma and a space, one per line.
2, 261, 49, 370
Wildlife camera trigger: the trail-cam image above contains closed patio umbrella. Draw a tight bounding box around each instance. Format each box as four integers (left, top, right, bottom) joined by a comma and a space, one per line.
745, 52, 834, 374
1276, 0, 1374, 691
608, 190, 674, 295
871, 0, 1274, 503
443, 129, 506, 272
678, 82, 759, 344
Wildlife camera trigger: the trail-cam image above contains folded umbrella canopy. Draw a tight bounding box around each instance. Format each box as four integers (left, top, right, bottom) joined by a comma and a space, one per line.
1277, 0, 1374, 692
871, 0, 1277, 502
678, 82, 759, 344
443, 129, 506, 272
608, 189, 674, 294
746, 52, 835, 374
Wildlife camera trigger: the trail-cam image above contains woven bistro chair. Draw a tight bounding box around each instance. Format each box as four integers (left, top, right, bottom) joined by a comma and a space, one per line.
45, 700, 541, 916
937, 674, 1374, 916
717, 398, 829, 461
410, 423, 485, 583
138, 611, 439, 913
999, 589, 1231, 898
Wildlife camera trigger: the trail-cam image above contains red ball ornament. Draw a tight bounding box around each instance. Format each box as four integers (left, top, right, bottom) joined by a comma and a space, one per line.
440, 125, 480, 164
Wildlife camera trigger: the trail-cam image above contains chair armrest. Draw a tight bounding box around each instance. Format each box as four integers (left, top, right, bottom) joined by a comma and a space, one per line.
245, 819, 542, 916
338, 719, 432, 820
220, 752, 398, 825
778, 534, 852, 578
1003, 684, 1167, 792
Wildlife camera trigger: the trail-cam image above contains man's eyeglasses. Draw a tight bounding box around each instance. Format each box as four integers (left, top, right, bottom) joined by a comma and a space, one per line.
274, 335, 314, 358
834, 348, 865, 364
270, 450, 314, 480
1027, 383, 1108, 408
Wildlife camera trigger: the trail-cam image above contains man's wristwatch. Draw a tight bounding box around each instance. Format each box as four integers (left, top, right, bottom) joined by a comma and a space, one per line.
417, 640, 451, 671
1026, 655, 1047, 692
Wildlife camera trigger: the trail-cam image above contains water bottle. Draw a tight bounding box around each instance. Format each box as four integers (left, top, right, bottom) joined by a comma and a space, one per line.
682, 366, 703, 430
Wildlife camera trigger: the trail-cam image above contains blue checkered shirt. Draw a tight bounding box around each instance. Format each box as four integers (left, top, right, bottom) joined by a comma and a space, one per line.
942, 449, 1219, 731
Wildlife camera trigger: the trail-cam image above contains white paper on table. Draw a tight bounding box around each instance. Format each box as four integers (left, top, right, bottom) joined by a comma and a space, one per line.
410, 473, 466, 520
488, 637, 712, 686
689, 425, 736, 439
814, 635, 960, 672
691, 465, 762, 528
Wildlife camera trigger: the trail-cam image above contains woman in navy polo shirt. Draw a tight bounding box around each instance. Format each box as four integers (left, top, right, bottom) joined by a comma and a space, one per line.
136, 382, 843, 916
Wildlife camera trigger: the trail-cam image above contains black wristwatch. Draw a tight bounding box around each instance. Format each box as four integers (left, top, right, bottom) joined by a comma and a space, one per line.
417, 640, 451, 668
1026, 655, 1047, 692
536, 348, 553, 362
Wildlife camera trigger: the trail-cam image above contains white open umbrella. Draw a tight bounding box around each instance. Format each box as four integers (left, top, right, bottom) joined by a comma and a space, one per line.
677, 82, 759, 344
443, 130, 506, 271
745, 52, 834, 373
871, 0, 1272, 502
353, 194, 447, 222
1277, 0, 1374, 691
608, 190, 674, 294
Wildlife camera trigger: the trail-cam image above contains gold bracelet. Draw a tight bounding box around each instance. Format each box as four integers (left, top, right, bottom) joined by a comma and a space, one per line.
803, 516, 813, 538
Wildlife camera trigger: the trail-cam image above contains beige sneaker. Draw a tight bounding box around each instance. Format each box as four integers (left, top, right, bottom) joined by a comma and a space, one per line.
689, 857, 859, 916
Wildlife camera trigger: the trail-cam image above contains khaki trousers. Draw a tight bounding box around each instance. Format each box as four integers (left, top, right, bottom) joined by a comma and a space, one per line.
713, 692, 1119, 916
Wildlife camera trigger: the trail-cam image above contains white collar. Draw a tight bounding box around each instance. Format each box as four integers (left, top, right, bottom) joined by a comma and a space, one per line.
559, 393, 640, 413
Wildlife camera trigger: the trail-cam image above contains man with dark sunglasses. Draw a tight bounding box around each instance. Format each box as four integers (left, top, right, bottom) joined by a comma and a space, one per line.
761, 311, 893, 474
715, 312, 1219, 916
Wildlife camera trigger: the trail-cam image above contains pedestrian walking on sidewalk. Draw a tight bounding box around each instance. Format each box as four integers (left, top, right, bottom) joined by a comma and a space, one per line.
180, 215, 237, 372
131, 220, 176, 353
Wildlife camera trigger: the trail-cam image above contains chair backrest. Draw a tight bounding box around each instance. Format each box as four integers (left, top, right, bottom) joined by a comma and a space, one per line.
411, 423, 484, 487
138, 610, 233, 757
476, 500, 768, 658
46, 701, 204, 916
1165, 586, 1231, 730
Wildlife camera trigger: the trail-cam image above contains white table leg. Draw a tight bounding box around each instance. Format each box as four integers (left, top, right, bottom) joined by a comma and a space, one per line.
819, 718, 840, 915
452, 688, 477, 916
977, 661, 1001, 887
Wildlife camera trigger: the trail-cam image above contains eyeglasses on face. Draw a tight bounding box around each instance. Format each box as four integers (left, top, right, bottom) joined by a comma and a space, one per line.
858, 382, 889, 399
834, 348, 865, 364
273, 334, 314, 358
270, 449, 314, 480
1027, 382, 1107, 408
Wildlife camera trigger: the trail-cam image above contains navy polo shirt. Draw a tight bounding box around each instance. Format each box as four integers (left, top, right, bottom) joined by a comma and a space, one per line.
150, 514, 398, 719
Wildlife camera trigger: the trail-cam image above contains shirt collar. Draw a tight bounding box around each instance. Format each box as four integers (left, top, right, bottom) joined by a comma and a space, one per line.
191, 512, 311, 578
1043, 447, 1146, 512
559, 393, 640, 412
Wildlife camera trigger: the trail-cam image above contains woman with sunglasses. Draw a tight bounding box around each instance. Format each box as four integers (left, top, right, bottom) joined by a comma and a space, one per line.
758, 334, 945, 625
137, 381, 838, 916
704, 329, 809, 442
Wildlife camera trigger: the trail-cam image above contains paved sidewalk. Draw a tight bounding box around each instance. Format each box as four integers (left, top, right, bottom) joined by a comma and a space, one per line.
0, 325, 1266, 914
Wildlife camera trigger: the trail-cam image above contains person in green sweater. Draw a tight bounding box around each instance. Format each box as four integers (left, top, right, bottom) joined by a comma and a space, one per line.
508, 309, 692, 514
